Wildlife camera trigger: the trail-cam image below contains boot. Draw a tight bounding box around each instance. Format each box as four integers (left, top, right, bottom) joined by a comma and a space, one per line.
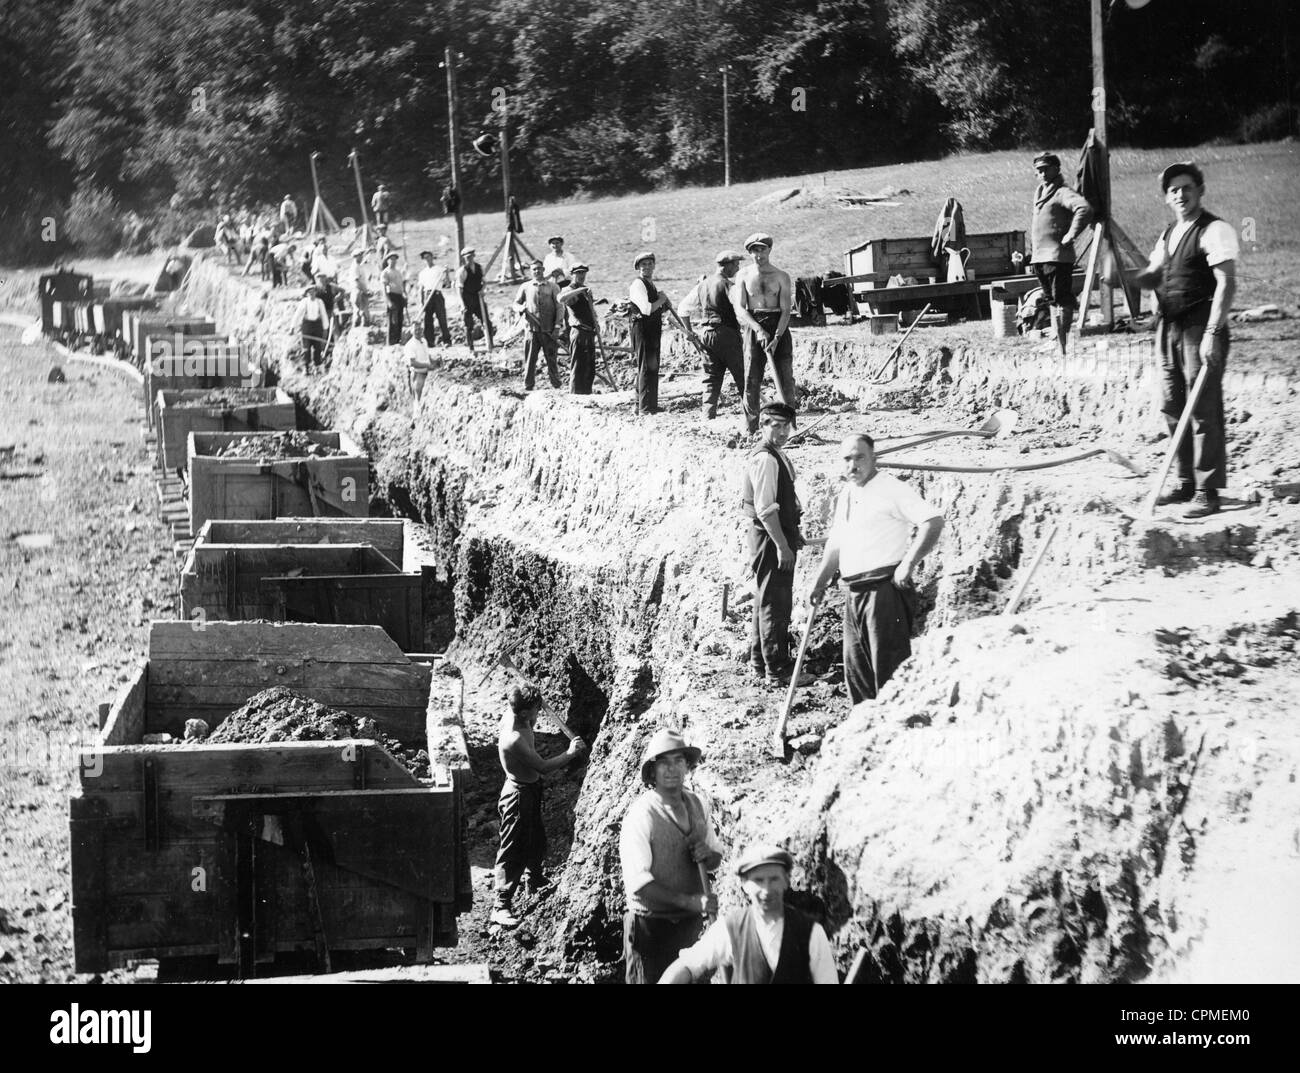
1155, 482, 1195, 507
1183, 489, 1220, 519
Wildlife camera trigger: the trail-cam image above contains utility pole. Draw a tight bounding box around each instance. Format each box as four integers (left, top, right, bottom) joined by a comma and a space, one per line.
348, 149, 371, 246
444, 46, 465, 255
1091, 0, 1113, 326
720, 65, 731, 187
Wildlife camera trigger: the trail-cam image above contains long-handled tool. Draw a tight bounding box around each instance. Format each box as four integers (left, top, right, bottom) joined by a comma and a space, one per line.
867, 302, 932, 383
1144, 363, 1210, 518
697, 862, 714, 921
496, 651, 578, 742
1002, 524, 1059, 616
478, 293, 495, 354
665, 306, 709, 359
874, 409, 1018, 456
784, 410, 840, 447
771, 605, 818, 757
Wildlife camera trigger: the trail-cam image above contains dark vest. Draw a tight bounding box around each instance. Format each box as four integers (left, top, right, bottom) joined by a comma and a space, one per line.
460, 262, 484, 297
745, 442, 803, 549
699, 274, 739, 330
722, 905, 816, 984
630, 279, 664, 326
1157, 211, 1221, 321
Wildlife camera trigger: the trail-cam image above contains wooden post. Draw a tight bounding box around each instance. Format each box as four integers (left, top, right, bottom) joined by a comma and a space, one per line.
1091, 0, 1113, 327
720, 66, 731, 188
444, 47, 465, 256
348, 149, 371, 247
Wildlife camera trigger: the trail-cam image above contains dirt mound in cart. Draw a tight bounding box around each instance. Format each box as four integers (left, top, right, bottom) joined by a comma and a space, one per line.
171, 387, 277, 408
207, 431, 344, 458
208, 687, 430, 777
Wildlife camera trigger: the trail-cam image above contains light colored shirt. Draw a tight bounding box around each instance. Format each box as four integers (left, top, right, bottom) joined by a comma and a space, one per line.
296, 296, 329, 323
830, 472, 942, 576
748, 447, 800, 522
418, 265, 449, 296
311, 250, 337, 278
1148, 217, 1239, 269
677, 912, 839, 984
620, 790, 722, 904
381, 266, 405, 296
629, 277, 661, 317
513, 279, 564, 331
543, 250, 576, 279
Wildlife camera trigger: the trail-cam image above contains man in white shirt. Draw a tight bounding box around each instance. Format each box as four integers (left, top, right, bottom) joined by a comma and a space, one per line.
542, 235, 576, 283
309, 238, 337, 282
381, 253, 407, 345
659, 844, 838, 985
1135, 161, 1238, 519
417, 250, 452, 346
295, 285, 330, 367
809, 434, 944, 705
620, 728, 722, 984
513, 259, 564, 390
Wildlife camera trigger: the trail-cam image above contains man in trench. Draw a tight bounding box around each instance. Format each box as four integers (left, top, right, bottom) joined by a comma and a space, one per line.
658, 844, 838, 984
808, 434, 944, 704
733, 232, 795, 433
491, 682, 586, 928
619, 728, 722, 984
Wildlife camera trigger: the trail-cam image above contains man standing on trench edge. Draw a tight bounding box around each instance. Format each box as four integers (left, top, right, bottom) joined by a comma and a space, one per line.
677, 250, 746, 421
492, 683, 587, 928
808, 434, 944, 705
741, 401, 811, 687
1029, 151, 1093, 356
619, 728, 723, 983
513, 259, 565, 390
559, 263, 598, 394
733, 233, 795, 433
628, 251, 672, 414
1134, 161, 1238, 519
381, 253, 406, 345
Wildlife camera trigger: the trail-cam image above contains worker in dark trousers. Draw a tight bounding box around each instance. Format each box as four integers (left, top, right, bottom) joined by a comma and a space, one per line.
492, 683, 586, 928
677, 249, 745, 421
628, 251, 671, 414
1029, 151, 1093, 356
457, 247, 493, 349
417, 250, 452, 345
370, 183, 391, 226
296, 285, 330, 367
560, 263, 597, 393
808, 434, 944, 704
741, 402, 808, 687
513, 259, 564, 390
734, 233, 795, 433
1135, 161, 1239, 519
381, 253, 406, 345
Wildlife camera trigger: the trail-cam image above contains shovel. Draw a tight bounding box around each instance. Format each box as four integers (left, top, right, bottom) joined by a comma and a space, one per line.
771, 604, 818, 758
875, 409, 1019, 457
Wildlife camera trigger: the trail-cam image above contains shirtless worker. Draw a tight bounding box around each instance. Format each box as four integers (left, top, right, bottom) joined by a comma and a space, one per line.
492, 683, 587, 928
733, 233, 795, 433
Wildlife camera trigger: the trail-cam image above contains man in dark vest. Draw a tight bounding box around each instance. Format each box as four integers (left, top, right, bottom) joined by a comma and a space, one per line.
559, 263, 598, 394
1029, 151, 1093, 356
659, 844, 837, 984
741, 402, 807, 687
628, 250, 671, 414
677, 250, 745, 421
1135, 161, 1239, 519
457, 247, 493, 349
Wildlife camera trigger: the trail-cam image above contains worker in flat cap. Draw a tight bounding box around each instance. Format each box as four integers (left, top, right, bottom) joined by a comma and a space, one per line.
620, 727, 723, 984
456, 246, 493, 350
733, 233, 796, 432
370, 183, 391, 226
1029, 151, 1094, 356
374, 223, 399, 266
1134, 161, 1238, 519
677, 250, 746, 421
559, 262, 599, 394
381, 252, 407, 345
741, 400, 808, 687
513, 258, 565, 390
417, 250, 453, 346
543, 235, 577, 287
346, 249, 371, 326
659, 844, 838, 984
628, 251, 673, 414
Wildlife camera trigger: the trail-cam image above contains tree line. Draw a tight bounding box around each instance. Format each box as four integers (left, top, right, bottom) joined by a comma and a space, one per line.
0, 0, 1294, 263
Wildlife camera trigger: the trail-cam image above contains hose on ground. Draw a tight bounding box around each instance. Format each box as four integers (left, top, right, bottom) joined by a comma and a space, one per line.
880, 447, 1141, 475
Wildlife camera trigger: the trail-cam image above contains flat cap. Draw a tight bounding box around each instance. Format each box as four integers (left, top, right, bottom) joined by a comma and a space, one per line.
419, 249, 435, 258
743, 232, 774, 250
1033, 152, 1060, 168
735, 844, 794, 878
1160, 160, 1204, 191
570, 262, 589, 272
459, 246, 476, 256
716, 249, 744, 264
760, 401, 797, 425
547, 235, 564, 244
383, 252, 399, 263
633, 250, 656, 268
529, 258, 545, 268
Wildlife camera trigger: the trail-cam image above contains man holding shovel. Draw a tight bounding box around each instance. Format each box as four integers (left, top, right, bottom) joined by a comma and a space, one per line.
678, 250, 746, 421
513, 259, 564, 390
491, 682, 587, 928
417, 250, 453, 346
808, 434, 944, 705
734, 233, 795, 434
559, 263, 598, 394
1135, 161, 1238, 519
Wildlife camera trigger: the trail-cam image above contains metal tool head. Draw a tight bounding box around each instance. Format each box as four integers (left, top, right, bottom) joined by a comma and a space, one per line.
1104, 449, 1146, 476
980, 408, 1019, 439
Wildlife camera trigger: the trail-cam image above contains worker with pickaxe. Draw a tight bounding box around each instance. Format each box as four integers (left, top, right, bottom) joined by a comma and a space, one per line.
677, 249, 746, 422
491, 681, 587, 928
513, 259, 564, 390
733, 232, 796, 434
559, 263, 600, 394
417, 250, 453, 346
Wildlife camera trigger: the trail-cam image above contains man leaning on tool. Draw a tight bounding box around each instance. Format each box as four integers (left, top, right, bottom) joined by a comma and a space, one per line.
513, 259, 564, 390
677, 250, 745, 421
456, 247, 492, 349
733, 232, 795, 433
492, 683, 586, 928
1029, 151, 1093, 356
742, 401, 809, 687
417, 250, 453, 346
620, 728, 722, 984
1134, 161, 1238, 520
659, 844, 837, 984
559, 263, 598, 394
808, 434, 944, 705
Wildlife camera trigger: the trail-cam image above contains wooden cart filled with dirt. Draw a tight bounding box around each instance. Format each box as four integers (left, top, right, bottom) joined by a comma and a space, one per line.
156, 387, 295, 474
187, 430, 369, 533
69, 620, 471, 975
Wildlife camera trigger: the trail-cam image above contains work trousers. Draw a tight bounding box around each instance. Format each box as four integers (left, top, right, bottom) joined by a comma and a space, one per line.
569, 329, 597, 394
842, 567, 915, 705
461, 292, 493, 348
523, 330, 561, 390
493, 780, 546, 908
630, 318, 662, 413
1158, 310, 1228, 490
386, 292, 405, 344
421, 291, 451, 345
301, 318, 326, 367
623, 912, 706, 985
743, 312, 796, 430
748, 525, 794, 674
700, 324, 744, 414
271, 263, 285, 288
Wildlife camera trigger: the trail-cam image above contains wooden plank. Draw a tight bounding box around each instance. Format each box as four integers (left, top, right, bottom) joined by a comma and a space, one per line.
148, 620, 409, 663
100, 664, 148, 747
197, 519, 403, 563
70, 816, 108, 972
241, 963, 491, 983
146, 684, 428, 710
146, 659, 422, 692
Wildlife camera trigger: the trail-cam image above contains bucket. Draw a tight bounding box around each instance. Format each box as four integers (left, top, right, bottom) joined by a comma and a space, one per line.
866, 314, 894, 336
991, 298, 1017, 338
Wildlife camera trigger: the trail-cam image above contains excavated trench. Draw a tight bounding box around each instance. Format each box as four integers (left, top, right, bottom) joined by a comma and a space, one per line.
174, 256, 1300, 982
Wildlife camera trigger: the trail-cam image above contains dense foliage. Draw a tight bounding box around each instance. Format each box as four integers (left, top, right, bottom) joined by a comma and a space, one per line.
0, 0, 1294, 261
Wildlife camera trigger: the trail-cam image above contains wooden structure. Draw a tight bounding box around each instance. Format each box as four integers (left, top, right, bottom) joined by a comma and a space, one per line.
187, 430, 369, 533
842, 231, 1027, 318
70, 621, 471, 975
197, 517, 406, 566
156, 387, 295, 473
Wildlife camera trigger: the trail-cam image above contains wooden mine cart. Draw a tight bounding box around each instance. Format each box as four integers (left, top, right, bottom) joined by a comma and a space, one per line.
187, 430, 369, 533
69, 621, 471, 975
156, 387, 295, 473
